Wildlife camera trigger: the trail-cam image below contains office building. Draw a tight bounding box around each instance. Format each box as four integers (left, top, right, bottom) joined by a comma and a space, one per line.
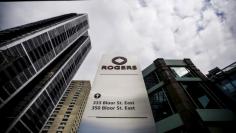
142, 58, 236, 133
0, 13, 91, 132
207, 62, 236, 111
41, 80, 91, 133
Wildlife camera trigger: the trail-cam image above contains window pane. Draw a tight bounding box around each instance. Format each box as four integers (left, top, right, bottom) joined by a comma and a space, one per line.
171, 67, 194, 77
144, 72, 159, 89
181, 82, 220, 109
149, 88, 173, 121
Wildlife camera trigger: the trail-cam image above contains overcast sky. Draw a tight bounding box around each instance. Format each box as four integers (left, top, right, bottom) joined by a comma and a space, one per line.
0, 0, 236, 83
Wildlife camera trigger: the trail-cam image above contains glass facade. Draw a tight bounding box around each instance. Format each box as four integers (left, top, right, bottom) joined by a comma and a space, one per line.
0, 14, 91, 133
180, 82, 219, 109
142, 59, 223, 124
0, 14, 89, 108
144, 71, 160, 90
149, 87, 174, 121
19, 91, 54, 132
207, 62, 236, 108
23, 32, 56, 71
0, 44, 36, 103
220, 78, 236, 94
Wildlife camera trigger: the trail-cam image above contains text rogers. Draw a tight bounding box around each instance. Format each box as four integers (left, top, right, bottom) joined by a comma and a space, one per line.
101, 65, 137, 70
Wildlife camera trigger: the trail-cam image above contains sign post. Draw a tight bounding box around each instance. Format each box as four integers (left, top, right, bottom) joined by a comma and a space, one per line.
79, 55, 156, 133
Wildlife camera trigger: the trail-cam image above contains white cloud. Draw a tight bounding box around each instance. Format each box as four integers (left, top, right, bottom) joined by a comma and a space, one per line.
0, 0, 236, 84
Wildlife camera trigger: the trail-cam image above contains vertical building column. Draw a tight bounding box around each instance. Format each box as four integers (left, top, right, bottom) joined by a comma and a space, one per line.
45, 90, 56, 106
20, 43, 37, 72
63, 25, 70, 44
154, 58, 210, 133
61, 71, 68, 86
183, 59, 208, 81
46, 32, 57, 56
183, 58, 225, 108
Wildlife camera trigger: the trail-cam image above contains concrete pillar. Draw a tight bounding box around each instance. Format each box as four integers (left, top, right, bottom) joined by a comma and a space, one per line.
183, 58, 225, 108
154, 58, 210, 133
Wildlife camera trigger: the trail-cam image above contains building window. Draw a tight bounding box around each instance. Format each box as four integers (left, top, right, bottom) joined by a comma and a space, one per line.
221, 79, 236, 93
144, 71, 160, 89
62, 118, 68, 121
61, 97, 66, 101
230, 75, 236, 84
58, 126, 64, 129
66, 111, 71, 114
149, 88, 174, 122
51, 114, 57, 117
47, 122, 53, 125
72, 99, 76, 102
49, 118, 55, 121
64, 114, 70, 119
170, 67, 195, 78
69, 105, 74, 108
67, 107, 73, 110
181, 82, 220, 109
54, 110, 59, 114
44, 126, 50, 129
41, 130, 48, 133
61, 99, 65, 102
55, 107, 60, 111
60, 122, 67, 126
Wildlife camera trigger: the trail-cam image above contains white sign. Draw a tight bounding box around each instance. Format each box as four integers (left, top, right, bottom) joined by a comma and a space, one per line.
79, 55, 156, 133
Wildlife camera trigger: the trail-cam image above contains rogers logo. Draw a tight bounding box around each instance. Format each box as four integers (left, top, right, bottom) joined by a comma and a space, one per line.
112, 56, 127, 65
101, 56, 137, 70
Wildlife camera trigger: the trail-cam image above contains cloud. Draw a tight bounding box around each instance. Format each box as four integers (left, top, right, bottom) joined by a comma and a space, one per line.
0, 0, 236, 84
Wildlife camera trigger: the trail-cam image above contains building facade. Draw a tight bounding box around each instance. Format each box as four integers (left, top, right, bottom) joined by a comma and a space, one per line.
41, 80, 91, 133
142, 58, 236, 133
0, 13, 91, 133
207, 62, 236, 111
